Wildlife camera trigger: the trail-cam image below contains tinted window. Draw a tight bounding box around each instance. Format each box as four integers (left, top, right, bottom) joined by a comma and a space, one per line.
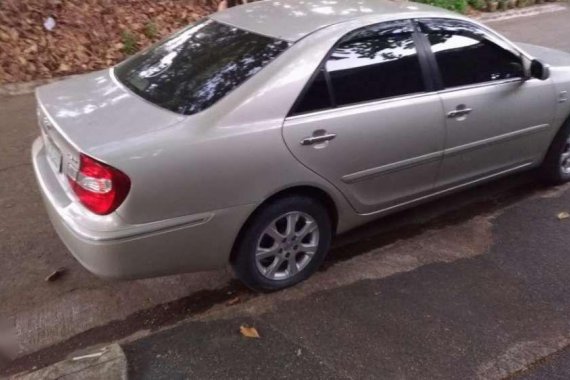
116, 19, 290, 115
291, 21, 425, 115
421, 19, 524, 88
293, 70, 333, 115
327, 21, 425, 107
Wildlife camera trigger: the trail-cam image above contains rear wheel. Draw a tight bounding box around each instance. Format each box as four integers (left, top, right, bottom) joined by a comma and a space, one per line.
232, 196, 332, 292
541, 119, 570, 185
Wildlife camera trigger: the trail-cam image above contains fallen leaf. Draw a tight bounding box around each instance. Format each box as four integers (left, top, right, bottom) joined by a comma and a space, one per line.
226, 297, 241, 306
57, 63, 71, 72
7, 28, 18, 40
240, 325, 260, 339
557, 212, 570, 220
45, 267, 66, 282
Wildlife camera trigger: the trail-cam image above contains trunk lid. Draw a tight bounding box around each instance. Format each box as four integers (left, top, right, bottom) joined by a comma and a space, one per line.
36, 68, 185, 155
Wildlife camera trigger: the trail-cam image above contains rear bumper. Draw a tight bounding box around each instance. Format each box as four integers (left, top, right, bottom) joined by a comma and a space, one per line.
32, 137, 255, 279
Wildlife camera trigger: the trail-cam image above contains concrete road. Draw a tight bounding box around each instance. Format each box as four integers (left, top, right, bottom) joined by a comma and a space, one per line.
1, 4, 570, 378
486, 4, 570, 52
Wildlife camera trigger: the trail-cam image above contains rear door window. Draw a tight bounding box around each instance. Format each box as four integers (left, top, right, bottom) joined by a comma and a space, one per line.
292, 20, 427, 115
292, 70, 333, 115
327, 21, 426, 107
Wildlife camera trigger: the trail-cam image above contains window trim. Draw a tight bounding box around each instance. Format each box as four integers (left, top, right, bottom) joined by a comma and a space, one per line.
411, 19, 443, 91
414, 17, 527, 92
323, 68, 337, 108
287, 19, 435, 118
286, 91, 439, 122
436, 77, 526, 95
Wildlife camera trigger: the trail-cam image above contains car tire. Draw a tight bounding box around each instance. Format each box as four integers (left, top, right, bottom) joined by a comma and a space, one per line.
541, 118, 570, 185
232, 195, 332, 292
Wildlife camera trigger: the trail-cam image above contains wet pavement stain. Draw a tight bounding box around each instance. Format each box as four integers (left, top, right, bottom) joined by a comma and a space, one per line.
323, 174, 547, 269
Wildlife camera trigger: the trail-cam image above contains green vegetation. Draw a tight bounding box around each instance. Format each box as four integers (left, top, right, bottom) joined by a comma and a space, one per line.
121, 31, 138, 55
143, 22, 158, 39
468, 0, 488, 10
413, 0, 468, 13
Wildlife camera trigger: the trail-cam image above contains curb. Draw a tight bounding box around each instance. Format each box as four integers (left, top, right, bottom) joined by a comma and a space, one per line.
9, 344, 127, 380
0, 75, 77, 97
477, 3, 567, 22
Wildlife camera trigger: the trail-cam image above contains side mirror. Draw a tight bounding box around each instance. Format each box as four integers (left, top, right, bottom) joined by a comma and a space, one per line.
530, 59, 550, 80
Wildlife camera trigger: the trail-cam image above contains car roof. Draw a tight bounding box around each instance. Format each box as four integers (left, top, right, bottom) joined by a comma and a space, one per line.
210, 0, 455, 42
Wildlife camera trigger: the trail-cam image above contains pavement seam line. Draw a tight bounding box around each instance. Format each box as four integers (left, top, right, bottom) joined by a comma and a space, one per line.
52, 357, 122, 380
504, 342, 570, 379
12, 356, 122, 380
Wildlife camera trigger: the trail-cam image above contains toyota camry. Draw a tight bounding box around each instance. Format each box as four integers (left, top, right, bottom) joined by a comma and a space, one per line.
32, 0, 570, 291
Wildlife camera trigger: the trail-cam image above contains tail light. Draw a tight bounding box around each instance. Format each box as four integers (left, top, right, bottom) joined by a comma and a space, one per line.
67, 154, 131, 215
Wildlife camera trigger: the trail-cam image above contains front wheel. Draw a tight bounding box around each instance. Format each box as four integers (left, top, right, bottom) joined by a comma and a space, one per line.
232, 196, 332, 292
541, 119, 570, 185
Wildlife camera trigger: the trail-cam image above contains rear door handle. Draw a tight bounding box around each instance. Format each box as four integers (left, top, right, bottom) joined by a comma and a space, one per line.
447, 107, 473, 118
301, 133, 337, 146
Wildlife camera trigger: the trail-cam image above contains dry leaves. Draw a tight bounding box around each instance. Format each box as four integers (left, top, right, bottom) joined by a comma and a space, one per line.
45, 267, 66, 282
0, 0, 222, 84
239, 325, 260, 339
226, 297, 241, 306
557, 211, 570, 220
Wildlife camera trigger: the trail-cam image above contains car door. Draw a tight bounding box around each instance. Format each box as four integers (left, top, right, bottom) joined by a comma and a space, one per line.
283, 20, 446, 215
418, 18, 557, 189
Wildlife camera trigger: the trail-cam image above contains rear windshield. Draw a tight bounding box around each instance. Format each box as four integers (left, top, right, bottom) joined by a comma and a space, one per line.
115, 19, 290, 115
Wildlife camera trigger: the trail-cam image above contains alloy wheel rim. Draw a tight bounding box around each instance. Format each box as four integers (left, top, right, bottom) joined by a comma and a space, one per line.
561, 137, 570, 174
255, 211, 320, 281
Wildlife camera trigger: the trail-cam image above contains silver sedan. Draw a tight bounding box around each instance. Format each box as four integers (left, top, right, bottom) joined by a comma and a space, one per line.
32, 0, 570, 291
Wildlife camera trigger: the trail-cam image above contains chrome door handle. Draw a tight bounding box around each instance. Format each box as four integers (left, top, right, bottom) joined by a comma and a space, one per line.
447, 108, 473, 118
301, 133, 337, 146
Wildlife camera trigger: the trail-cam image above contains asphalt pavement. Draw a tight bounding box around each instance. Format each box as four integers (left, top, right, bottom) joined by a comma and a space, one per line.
123, 181, 570, 379
1, 4, 570, 379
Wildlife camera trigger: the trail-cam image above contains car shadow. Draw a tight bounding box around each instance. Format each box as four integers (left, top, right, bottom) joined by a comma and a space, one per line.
323, 170, 546, 269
